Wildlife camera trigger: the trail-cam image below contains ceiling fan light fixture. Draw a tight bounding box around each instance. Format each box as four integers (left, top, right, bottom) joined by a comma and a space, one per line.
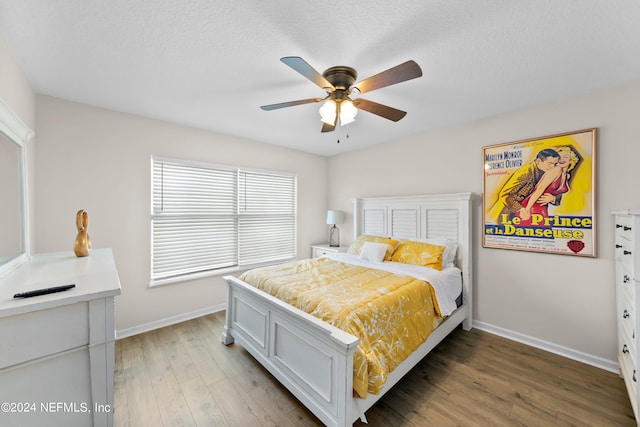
319, 99, 337, 125
264, 56, 422, 133
339, 99, 357, 126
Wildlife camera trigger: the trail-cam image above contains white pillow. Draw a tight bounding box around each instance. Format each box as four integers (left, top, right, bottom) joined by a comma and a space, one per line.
421, 238, 458, 269
359, 242, 390, 263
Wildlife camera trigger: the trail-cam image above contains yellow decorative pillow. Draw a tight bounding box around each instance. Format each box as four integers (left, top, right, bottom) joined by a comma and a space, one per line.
390, 240, 445, 270
347, 235, 399, 261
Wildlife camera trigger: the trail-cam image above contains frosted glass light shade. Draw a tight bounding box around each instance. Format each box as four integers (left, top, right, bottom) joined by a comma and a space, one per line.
319, 100, 337, 125
339, 100, 357, 125
326, 210, 345, 225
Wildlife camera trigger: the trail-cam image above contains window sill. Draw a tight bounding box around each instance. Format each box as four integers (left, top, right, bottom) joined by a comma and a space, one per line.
148, 258, 297, 288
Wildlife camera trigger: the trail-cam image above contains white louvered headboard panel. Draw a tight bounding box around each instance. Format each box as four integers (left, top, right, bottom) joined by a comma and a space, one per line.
425, 209, 459, 240
352, 193, 473, 326
362, 208, 385, 236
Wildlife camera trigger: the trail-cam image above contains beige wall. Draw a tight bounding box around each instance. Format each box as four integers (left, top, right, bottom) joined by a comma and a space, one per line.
0, 38, 35, 129
0, 37, 36, 256
328, 79, 640, 365
34, 96, 329, 331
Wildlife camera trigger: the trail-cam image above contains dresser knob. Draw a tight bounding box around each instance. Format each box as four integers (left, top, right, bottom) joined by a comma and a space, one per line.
623, 344, 630, 354
624, 250, 632, 255
616, 244, 623, 248
634, 370, 637, 382
624, 275, 630, 283
624, 309, 630, 319
625, 226, 632, 231
617, 224, 623, 228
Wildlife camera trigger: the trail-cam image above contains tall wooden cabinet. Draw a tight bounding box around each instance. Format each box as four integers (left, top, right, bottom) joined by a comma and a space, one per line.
613, 211, 640, 422
0, 248, 121, 427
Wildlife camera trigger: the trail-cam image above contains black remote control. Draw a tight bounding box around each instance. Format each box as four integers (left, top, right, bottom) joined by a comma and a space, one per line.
13, 284, 76, 299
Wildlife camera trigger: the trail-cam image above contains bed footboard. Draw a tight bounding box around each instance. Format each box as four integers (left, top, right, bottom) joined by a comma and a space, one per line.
222, 275, 360, 427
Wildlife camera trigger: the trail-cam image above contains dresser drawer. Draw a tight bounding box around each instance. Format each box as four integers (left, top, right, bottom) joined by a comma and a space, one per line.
618, 243, 636, 275
618, 262, 635, 301
621, 343, 637, 385
616, 215, 640, 276
310, 244, 348, 258
623, 327, 637, 369
621, 343, 638, 412
616, 235, 634, 270
312, 247, 330, 258
621, 296, 637, 368
616, 215, 634, 241
620, 293, 636, 346
0, 302, 89, 369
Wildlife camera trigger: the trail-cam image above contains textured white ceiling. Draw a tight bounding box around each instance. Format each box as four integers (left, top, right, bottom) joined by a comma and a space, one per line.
1, 1, 639, 156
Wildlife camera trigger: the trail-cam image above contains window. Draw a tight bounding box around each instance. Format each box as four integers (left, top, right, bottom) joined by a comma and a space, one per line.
151, 156, 296, 284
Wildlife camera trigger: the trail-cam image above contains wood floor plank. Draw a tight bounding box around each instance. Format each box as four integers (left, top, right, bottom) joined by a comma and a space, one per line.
245, 385, 298, 427
207, 377, 263, 426
114, 314, 635, 426
140, 330, 183, 400
508, 403, 558, 427
387, 388, 457, 427
179, 375, 228, 426
176, 317, 226, 386
120, 343, 145, 371
286, 404, 326, 427
123, 364, 164, 427
113, 343, 131, 427
155, 391, 197, 427
155, 325, 201, 384
419, 393, 485, 427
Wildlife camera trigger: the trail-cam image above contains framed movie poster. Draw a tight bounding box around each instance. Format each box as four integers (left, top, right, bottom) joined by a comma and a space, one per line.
482, 128, 597, 257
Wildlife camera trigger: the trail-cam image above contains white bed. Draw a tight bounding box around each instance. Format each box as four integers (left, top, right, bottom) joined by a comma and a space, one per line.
222, 192, 473, 426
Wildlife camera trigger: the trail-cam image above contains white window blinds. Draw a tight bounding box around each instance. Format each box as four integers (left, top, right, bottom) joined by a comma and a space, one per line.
152, 157, 296, 282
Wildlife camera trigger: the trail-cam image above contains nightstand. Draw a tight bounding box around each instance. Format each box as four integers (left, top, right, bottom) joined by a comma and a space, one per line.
311, 243, 348, 258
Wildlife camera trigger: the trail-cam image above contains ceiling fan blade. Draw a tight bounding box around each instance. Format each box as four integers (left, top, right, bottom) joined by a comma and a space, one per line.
355, 98, 407, 122
321, 122, 335, 133
281, 57, 335, 91
260, 97, 323, 111
353, 60, 422, 95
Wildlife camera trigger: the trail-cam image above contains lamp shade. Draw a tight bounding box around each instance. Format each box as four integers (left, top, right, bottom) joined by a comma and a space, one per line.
319, 99, 337, 125
339, 99, 358, 125
326, 210, 345, 225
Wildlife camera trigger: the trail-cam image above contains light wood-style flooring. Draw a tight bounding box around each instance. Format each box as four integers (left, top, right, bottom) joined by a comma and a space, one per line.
114, 312, 635, 426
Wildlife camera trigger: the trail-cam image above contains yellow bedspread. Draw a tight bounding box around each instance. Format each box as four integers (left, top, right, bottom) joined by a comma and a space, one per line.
239, 257, 444, 397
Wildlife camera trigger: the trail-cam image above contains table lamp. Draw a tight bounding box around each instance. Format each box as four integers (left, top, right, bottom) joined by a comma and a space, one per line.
326, 210, 345, 247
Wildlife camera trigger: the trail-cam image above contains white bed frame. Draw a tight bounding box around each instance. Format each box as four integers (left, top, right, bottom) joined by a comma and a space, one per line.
222, 193, 473, 426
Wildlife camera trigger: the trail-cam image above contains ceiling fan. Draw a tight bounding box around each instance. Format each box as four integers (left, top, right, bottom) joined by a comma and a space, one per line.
260, 56, 423, 133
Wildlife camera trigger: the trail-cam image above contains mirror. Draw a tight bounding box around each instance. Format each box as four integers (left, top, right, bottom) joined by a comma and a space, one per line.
0, 100, 33, 278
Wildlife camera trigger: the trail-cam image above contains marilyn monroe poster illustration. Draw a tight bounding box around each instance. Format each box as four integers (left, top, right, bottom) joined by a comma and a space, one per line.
483, 128, 597, 257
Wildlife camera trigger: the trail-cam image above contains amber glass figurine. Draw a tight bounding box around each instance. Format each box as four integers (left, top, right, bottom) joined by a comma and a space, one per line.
74, 210, 92, 257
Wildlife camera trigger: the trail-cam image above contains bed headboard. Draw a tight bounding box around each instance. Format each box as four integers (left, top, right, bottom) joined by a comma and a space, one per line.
352, 193, 473, 322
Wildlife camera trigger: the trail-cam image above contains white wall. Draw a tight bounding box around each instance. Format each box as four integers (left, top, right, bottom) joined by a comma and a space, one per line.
0, 38, 35, 129
327, 79, 640, 366
34, 96, 329, 331
0, 37, 36, 256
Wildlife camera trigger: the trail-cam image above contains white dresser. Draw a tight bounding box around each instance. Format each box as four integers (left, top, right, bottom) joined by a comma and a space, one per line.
613, 211, 640, 422
0, 248, 121, 427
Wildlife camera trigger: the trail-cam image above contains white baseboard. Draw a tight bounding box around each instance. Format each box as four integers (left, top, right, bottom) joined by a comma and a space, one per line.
473, 320, 619, 374
116, 303, 226, 339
